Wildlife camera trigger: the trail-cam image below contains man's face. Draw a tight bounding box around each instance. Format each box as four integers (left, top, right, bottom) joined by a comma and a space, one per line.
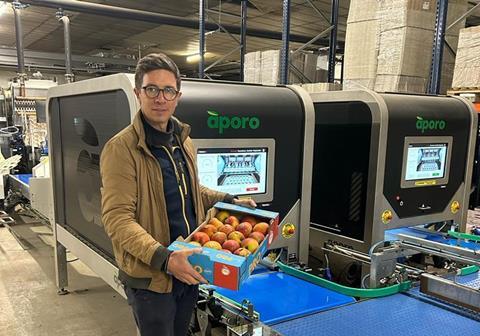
134, 69, 182, 130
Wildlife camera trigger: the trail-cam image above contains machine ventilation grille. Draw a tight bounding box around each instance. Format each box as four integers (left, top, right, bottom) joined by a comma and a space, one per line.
348, 172, 363, 222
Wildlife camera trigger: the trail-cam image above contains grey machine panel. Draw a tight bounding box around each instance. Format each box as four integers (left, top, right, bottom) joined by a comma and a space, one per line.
307, 90, 477, 254
49, 78, 134, 260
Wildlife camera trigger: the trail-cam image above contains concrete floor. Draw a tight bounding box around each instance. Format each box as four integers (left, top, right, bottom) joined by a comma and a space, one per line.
0, 219, 136, 336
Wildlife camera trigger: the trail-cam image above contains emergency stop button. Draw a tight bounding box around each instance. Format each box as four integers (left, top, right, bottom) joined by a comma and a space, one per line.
381, 210, 393, 224
282, 223, 295, 238
451, 201, 460, 214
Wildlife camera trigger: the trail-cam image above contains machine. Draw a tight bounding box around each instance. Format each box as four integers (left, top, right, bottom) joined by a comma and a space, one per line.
308, 90, 476, 255
46, 73, 315, 295
46, 75, 480, 335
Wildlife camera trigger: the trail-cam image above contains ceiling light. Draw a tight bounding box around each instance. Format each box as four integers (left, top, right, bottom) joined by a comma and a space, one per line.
186, 54, 201, 63
186, 52, 212, 63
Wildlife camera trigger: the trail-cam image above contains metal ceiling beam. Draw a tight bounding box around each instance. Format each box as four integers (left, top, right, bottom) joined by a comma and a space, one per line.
7, 0, 343, 48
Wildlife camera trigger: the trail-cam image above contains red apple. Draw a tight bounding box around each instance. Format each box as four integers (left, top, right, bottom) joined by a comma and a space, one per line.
241, 238, 259, 253
249, 232, 265, 243
228, 231, 245, 243
241, 215, 258, 226
220, 249, 232, 254
203, 241, 222, 250
234, 247, 251, 257
192, 231, 210, 245
224, 215, 240, 228
253, 222, 269, 235
211, 232, 227, 245
222, 240, 240, 253
236, 222, 252, 237
200, 224, 218, 238
219, 224, 235, 236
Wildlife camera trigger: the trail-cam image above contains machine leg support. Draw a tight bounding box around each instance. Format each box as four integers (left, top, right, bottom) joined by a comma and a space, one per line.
57, 288, 69, 295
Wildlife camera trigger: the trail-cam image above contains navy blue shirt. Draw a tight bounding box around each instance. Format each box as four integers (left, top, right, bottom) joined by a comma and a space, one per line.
142, 115, 197, 243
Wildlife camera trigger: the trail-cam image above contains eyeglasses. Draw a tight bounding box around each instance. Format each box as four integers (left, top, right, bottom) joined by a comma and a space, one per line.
142, 85, 179, 101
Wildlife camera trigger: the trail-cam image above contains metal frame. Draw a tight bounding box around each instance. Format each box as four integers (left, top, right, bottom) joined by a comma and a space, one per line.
428, 0, 448, 94
281, 0, 339, 85
328, 0, 339, 83
56, 9, 74, 83
280, 0, 291, 85
199, 1, 248, 79
429, 1, 480, 93
9, 0, 335, 47
12, 1, 27, 96
288, 85, 316, 263
199, 0, 206, 78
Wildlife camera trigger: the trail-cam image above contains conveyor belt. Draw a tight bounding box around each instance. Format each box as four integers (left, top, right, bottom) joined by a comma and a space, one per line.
212, 271, 355, 325
271, 292, 480, 336
385, 227, 480, 251
12, 174, 32, 185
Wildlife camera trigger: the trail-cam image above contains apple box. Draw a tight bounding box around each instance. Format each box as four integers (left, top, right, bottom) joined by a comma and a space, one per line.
168, 202, 279, 290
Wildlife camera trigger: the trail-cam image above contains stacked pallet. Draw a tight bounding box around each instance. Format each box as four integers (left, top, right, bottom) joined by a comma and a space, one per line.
344, 0, 467, 93
452, 26, 480, 89
244, 50, 325, 85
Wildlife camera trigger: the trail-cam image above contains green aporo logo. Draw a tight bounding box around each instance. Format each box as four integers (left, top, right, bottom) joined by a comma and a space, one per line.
416, 116, 446, 133
207, 110, 260, 134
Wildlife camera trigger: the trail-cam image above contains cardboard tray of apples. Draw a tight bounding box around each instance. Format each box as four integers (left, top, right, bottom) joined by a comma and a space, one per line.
168, 202, 279, 290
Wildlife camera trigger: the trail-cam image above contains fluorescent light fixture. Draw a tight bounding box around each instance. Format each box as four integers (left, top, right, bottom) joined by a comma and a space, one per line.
186, 54, 201, 63
186, 52, 212, 63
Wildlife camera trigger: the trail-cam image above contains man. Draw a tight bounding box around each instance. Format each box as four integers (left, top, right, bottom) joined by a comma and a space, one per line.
100, 53, 255, 336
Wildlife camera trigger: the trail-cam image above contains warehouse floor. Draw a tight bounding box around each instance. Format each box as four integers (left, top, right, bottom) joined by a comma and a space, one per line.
0, 219, 136, 336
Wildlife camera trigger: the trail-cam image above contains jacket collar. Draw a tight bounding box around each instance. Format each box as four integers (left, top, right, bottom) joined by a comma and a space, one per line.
133, 110, 191, 152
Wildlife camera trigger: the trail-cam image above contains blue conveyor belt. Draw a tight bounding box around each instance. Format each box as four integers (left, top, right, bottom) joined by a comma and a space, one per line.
459, 270, 480, 289
271, 292, 480, 336
211, 271, 355, 325
11, 173, 32, 185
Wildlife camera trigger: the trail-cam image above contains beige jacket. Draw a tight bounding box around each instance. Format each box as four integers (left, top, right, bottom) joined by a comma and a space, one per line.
100, 111, 226, 293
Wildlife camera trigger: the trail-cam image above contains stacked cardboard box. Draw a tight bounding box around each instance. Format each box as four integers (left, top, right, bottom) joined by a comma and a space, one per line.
259, 50, 280, 85
374, 0, 436, 93
300, 82, 342, 93
343, 0, 380, 90
442, 0, 468, 92
344, 0, 467, 93
452, 26, 480, 88
244, 51, 261, 84
244, 50, 324, 85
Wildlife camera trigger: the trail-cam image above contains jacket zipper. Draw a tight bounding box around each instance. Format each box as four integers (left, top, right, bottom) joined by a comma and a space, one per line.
161, 146, 191, 236
176, 136, 200, 223
173, 146, 188, 196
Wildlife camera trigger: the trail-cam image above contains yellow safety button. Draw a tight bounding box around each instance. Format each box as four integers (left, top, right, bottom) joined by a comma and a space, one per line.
382, 210, 393, 224
451, 201, 460, 214
282, 223, 295, 239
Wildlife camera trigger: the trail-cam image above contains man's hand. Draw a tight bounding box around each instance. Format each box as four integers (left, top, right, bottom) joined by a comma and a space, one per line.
233, 197, 257, 208
167, 248, 208, 285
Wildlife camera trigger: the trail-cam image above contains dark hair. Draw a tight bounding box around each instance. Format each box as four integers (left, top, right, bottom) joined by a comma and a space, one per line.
134, 53, 181, 91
